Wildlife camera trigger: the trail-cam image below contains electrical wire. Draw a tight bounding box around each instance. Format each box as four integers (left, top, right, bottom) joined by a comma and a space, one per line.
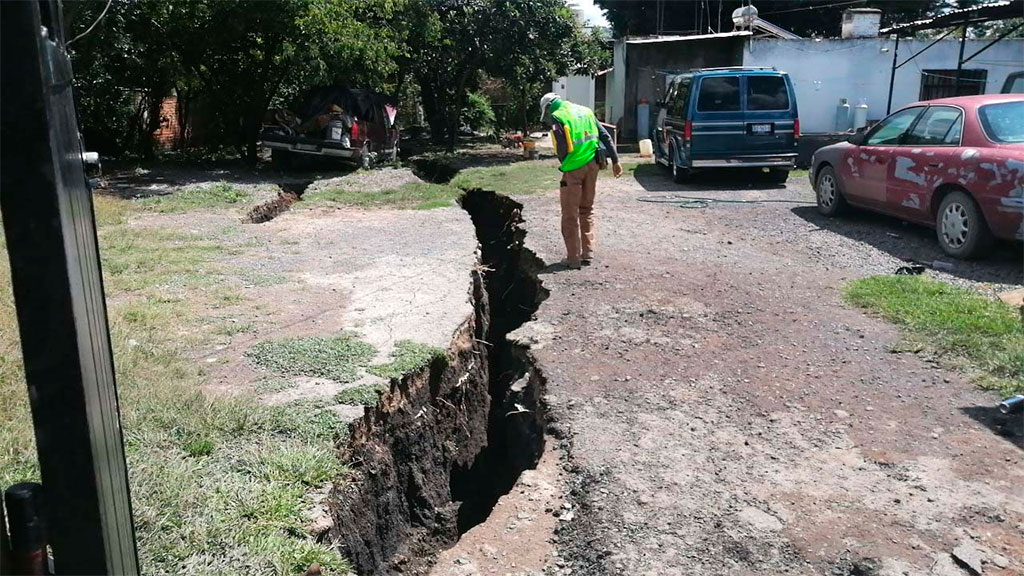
759, 0, 867, 16
68, 0, 113, 46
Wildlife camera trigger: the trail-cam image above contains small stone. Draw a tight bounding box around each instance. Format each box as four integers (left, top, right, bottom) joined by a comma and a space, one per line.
992, 554, 1009, 569
932, 432, 940, 439
590, 376, 600, 382
454, 557, 470, 565
865, 406, 874, 412
833, 409, 850, 418
952, 542, 985, 575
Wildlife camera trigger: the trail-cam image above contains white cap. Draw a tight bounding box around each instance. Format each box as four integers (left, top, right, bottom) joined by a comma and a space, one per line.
539, 92, 561, 121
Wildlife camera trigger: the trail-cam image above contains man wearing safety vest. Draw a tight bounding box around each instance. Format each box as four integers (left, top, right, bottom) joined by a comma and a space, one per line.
540, 93, 622, 270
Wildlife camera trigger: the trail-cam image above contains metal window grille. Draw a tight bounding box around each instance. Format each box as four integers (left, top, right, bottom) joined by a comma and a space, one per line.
919, 69, 988, 100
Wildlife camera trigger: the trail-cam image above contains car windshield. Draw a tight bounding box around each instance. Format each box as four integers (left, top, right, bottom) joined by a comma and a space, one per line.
978, 101, 1024, 143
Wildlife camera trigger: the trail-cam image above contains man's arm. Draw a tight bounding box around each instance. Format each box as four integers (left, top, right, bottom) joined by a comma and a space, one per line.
596, 121, 620, 165
550, 120, 569, 163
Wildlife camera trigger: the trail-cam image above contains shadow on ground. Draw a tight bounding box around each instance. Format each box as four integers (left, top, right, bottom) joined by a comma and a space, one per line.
632, 163, 789, 193
101, 157, 356, 199
791, 206, 1023, 286
959, 405, 1024, 450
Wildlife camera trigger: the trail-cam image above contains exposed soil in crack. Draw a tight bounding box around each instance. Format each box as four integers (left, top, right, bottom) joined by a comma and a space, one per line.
244, 180, 311, 223
328, 189, 550, 575
410, 158, 459, 184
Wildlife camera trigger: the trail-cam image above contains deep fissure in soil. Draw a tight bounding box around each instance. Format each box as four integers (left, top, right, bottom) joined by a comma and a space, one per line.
244, 181, 311, 223
329, 189, 549, 574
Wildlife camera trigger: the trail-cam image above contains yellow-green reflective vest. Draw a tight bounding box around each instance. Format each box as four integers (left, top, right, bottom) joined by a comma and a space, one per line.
551, 102, 599, 172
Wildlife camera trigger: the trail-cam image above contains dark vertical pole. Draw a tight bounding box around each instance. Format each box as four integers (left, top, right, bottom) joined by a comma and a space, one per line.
887, 33, 901, 115
955, 24, 968, 96
0, 1, 140, 574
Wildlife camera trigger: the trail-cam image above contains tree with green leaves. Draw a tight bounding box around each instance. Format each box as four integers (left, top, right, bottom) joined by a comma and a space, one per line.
401, 0, 607, 150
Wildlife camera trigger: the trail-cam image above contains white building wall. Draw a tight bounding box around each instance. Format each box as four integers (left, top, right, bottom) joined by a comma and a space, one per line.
743, 37, 1024, 133
552, 75, 596, 109
605, 39, 627, 128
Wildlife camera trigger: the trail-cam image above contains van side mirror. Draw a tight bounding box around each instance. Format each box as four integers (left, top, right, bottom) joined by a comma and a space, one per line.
655, 100, 665, 108
847, 127, 866, 145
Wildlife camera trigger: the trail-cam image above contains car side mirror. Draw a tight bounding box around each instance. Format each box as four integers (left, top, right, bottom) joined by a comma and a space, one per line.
847, 128, 866, 146
655, 100, 665, 108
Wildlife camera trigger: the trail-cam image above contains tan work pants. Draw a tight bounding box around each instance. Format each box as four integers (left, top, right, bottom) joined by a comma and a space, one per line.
559, 160, 600, 263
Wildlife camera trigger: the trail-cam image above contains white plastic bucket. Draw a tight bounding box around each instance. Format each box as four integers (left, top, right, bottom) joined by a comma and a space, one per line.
638, 138, 654, 158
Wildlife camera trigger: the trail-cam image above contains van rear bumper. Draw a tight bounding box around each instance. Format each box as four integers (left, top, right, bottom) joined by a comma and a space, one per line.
691, 154, 796, 168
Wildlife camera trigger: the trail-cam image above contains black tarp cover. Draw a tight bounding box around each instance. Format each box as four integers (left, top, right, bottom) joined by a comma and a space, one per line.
294, 86, 397, 126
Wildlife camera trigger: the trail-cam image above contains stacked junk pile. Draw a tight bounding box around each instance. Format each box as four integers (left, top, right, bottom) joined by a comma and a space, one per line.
261, 86, 399, 169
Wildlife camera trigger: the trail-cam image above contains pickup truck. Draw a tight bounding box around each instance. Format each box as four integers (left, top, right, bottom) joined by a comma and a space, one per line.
261, 86, 399, 169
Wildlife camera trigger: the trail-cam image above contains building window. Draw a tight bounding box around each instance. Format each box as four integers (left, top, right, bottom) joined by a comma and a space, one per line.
920, 69, 987, 100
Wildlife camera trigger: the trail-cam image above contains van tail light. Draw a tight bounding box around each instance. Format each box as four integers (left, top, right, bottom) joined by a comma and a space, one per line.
351, 121, 359, 141
794, 118, 800, 140
684, 120, 692, 145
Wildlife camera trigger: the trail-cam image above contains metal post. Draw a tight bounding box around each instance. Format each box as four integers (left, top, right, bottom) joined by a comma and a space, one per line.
955, 24, 968, 96
886, 34, 900, 115
0, 1, 140, 574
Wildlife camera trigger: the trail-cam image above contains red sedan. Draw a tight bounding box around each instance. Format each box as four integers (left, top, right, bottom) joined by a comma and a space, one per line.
810, 94, 1024, 259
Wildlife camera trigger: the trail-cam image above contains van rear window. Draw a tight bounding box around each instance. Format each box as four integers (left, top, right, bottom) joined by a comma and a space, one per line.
697, 77, 740, 112
747, 76, 790, 111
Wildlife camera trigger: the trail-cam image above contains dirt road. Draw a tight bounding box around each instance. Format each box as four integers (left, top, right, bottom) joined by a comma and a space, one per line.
511, 164, 1023, 575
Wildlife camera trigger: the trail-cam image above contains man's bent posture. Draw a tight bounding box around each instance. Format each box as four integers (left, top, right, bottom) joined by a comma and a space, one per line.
540, 93, 621, 269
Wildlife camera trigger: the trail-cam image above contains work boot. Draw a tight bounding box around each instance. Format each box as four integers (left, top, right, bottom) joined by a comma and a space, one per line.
581, 251, 594, 265
561, 259, 582, 270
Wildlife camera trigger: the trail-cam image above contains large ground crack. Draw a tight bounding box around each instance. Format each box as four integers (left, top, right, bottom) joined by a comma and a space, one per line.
328, 189, 549, 574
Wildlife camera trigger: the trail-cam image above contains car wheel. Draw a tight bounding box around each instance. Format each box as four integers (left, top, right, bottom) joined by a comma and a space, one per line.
768, 168, 789, 184
815, 165, 846, 216
360, 148, 373, 170
936, 191, 994, 260
670, 143, 691, 183
271, 150, 292, 171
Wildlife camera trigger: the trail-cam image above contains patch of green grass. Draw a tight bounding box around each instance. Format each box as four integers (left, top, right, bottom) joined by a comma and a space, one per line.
451, 160, 560, 196
334, 384, 386, 406
1, 197, 351, 574
239, 270, 290, 287
845, 275, 1024, 395
246, 334, 377, 383
369, 340, 447, 380
215, 321, 255, 336
254, 378, 296, 395
137, 182, 251, 213
308, 181, 462, 210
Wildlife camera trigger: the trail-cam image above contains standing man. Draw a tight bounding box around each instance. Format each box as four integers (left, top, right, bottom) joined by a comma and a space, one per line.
540, 93, 621, 270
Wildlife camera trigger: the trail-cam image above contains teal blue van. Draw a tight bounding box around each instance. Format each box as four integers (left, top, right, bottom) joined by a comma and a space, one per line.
653, 67, 799, 183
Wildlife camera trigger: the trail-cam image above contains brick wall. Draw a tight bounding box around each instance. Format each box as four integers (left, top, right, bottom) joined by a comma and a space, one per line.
152, 96, 180, 150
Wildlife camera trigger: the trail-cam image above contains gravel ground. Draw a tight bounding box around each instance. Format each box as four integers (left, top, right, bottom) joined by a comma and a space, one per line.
510, 160, 1022, 576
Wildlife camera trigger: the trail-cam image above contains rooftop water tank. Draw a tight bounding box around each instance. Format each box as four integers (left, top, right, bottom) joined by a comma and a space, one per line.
842, 8, 882, 39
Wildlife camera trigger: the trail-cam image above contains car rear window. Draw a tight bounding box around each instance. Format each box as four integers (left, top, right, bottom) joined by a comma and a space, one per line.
746, 75, 790, 111
978, 101, 1024, 143
697, 77, 740, 112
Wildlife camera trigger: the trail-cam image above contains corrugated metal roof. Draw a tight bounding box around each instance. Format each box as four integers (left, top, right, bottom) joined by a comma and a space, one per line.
880, 0, 1023, 34
625, 31, 751, 44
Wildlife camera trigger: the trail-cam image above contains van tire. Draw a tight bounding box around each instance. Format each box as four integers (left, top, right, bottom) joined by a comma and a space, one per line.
669, 143, 691, 183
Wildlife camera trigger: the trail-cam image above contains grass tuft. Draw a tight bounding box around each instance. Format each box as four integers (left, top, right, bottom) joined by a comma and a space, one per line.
307, 181, 462, 210
137, 182, 250, 213
369, 340, 447, 380
334, 384, 386, 406
845, 275, 1024, 395
246, 335, 376, 383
